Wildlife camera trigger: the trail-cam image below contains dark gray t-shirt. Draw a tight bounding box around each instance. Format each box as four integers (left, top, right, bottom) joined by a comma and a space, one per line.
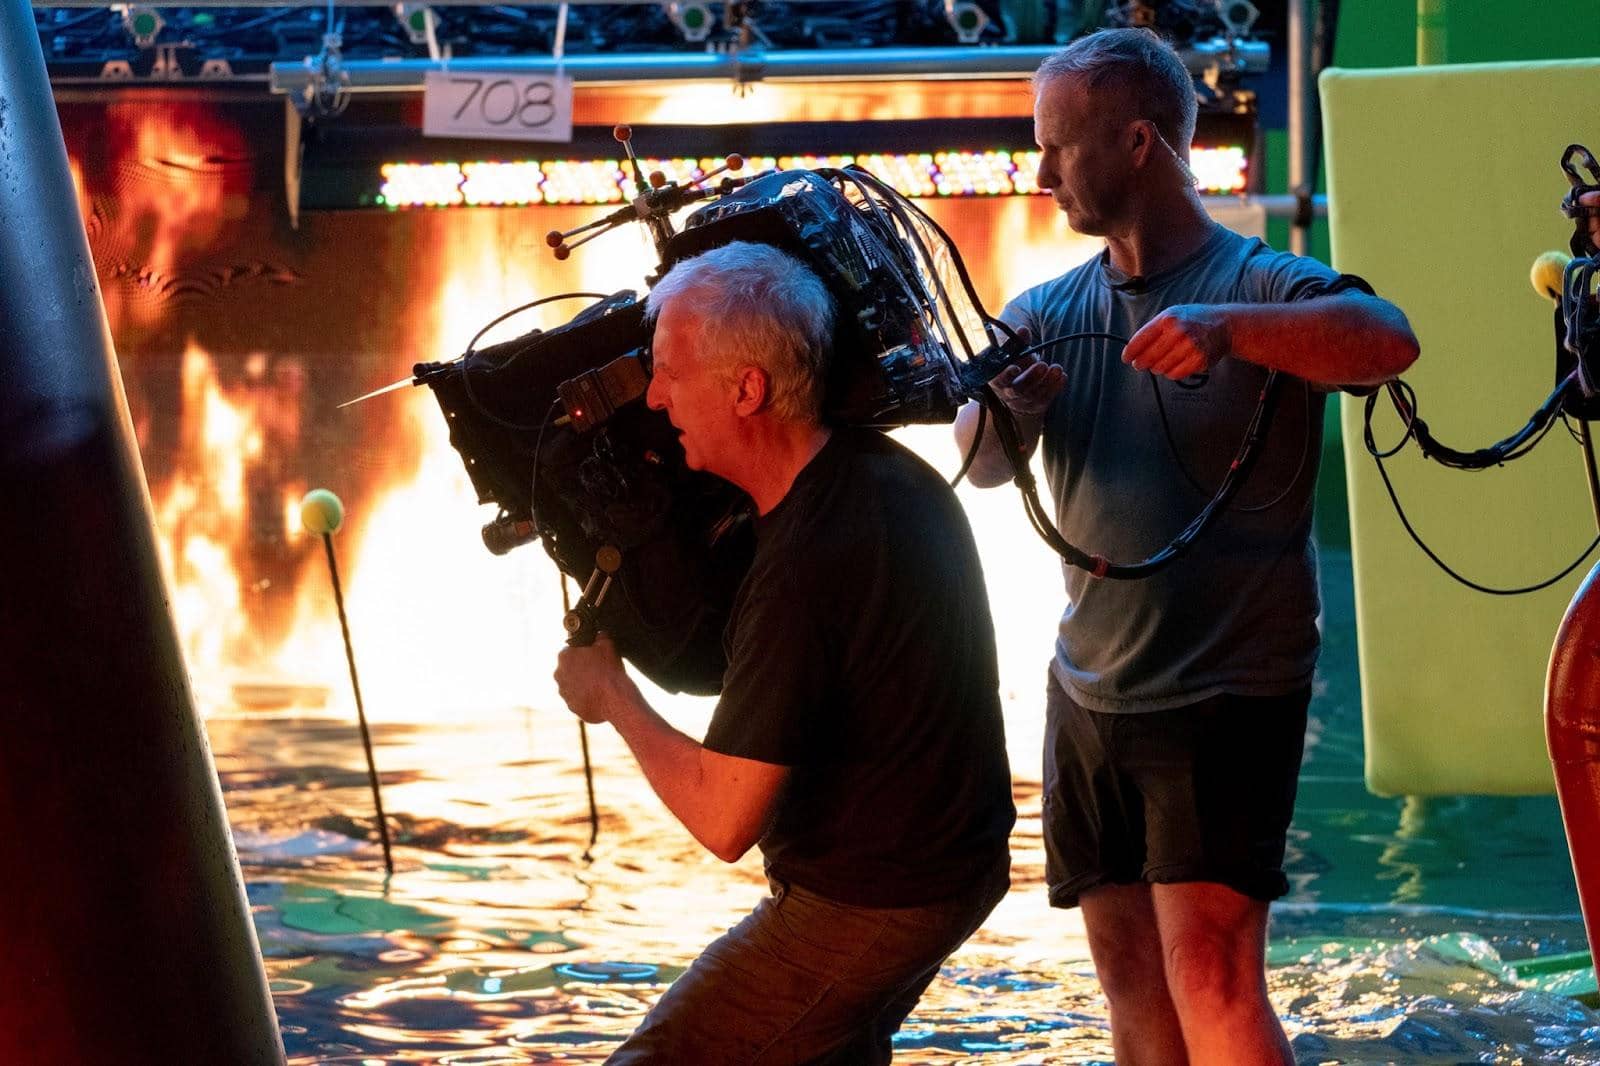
1003, 222, 1369, 713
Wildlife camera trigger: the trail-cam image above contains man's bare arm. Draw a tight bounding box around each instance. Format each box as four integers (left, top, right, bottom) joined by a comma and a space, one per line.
1125, 291, 1420, 386
556, 636, 788, 862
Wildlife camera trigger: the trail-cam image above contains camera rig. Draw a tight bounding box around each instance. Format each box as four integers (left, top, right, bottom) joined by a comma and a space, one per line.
402, 127, 1304, 690
410, 137, 1032, 693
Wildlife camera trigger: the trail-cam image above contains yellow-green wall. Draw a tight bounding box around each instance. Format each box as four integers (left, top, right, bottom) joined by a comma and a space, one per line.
1278, 2, 1600, 543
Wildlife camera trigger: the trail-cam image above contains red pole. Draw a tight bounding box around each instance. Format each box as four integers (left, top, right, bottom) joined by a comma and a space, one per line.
1546, 559, 1600, 969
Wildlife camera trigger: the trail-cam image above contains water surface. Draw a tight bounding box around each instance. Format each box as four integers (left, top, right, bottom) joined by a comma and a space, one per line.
212, 550, 1600, 1064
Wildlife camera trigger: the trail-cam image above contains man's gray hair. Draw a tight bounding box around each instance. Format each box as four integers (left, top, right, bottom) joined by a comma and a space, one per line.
1035, 28, 1198, 152
645, 241, 835, 423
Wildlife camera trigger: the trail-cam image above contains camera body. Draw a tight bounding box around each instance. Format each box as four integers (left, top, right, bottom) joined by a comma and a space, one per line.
420, 167, 983, 693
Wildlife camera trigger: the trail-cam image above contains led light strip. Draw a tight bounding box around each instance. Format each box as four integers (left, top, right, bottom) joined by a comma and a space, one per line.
376, 146, 1247, 208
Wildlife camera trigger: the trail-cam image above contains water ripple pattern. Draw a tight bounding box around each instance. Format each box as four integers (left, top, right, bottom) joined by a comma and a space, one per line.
211, 552, 1600, 1063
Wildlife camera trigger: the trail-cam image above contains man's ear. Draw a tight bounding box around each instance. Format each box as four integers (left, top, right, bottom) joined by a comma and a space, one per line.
1128, 120, 1155, 166
733, 365, 769, 416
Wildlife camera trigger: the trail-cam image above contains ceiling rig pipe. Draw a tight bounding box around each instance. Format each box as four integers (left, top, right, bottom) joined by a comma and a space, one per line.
269, 40, 1267, 95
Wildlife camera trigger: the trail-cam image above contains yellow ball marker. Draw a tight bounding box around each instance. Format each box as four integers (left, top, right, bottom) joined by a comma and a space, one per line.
299, 488, 345, 535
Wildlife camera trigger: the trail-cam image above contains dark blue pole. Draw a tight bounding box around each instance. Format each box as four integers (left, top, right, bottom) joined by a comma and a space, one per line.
0, 0, 286, 1059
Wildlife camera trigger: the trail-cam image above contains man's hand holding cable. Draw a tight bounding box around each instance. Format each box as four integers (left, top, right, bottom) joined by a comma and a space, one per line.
1124, 305, 1231, 380
991, 355, 1067, 426
953, 354, 1066, 488
555, 632, 641, 725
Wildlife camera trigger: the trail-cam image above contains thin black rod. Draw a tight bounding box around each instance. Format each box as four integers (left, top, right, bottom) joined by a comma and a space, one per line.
578, 718, 599, 860
561, 575, 601, 858
1580, 419, 1600, 534
322, 532, 393, 875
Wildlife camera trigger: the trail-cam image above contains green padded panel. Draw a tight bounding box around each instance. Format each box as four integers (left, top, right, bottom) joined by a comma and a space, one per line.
1322, 60, 1600, 796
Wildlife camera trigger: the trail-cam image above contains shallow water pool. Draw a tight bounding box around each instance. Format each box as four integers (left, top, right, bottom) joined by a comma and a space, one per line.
212, 550, 1600, 1064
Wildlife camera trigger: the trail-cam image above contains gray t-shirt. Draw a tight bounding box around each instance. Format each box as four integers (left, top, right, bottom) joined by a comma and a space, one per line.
1003, 222, 1368, 713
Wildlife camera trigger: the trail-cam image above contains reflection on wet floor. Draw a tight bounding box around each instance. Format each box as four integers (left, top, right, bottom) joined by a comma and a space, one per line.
209, 551, 1600, 1063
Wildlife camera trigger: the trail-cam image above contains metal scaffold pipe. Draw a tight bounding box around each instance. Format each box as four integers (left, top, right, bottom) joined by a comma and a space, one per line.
268, 41, 1269, 95
1288, 0, 1309, 255
1417, 0, 1448, 65
0, 0, 287, 1060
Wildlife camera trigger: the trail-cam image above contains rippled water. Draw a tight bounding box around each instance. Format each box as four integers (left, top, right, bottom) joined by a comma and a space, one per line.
210, 549, 1600, 1064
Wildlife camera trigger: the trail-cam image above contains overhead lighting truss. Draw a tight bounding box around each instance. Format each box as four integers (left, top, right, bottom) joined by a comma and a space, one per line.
33, 2, 1269, 87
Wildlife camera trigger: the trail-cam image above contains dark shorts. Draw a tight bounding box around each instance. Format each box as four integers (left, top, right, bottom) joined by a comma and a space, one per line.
1043, 671, 1309, 909
606, 854, 1009, 1065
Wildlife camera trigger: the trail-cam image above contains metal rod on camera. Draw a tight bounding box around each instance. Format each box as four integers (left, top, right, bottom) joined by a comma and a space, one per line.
577, 713, 599, 860
613, 123, 649, 194
549, 225, 616, 261
545, 215, 619, 248
688, 153, 745, 188
611, 124, 679, 255
561, 575, 602, 858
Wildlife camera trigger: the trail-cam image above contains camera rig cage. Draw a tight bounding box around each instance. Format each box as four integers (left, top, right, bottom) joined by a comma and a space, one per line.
412, 160, 1020, 693
405, 135, 1300, 691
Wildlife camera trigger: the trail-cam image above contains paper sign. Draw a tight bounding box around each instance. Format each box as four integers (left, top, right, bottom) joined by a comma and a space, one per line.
423, 70, 574, 143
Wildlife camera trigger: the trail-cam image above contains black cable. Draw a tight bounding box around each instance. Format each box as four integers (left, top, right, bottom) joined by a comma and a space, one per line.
1362, 368, 1600, 594
882, 171, 1003, 324
830, 168, 974, 371
529, 398, 564, 537
873, 171, 1012, 356
457, 291, 611, 432
976, 349, 1286, 578
1370, 371, 1575, 470
832, 173, 947, 333
463, 290, 611, 358
1365, 379, 1419, 459
1151, 372, 1311, 513
1368, 443, 1600, 596
833, 166, 1024, 378
1563, 411, 1588, 446
950, 399, 986, 488
1009, 331, 1130, 364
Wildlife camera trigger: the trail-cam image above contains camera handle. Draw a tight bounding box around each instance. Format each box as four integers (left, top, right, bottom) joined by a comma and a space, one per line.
563, 545, 623, 647
559, 544, 622, 861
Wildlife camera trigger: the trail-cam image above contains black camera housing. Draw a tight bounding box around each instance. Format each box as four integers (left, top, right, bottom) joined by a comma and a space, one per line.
417, 292, 753, 695
421, 168, 981, 693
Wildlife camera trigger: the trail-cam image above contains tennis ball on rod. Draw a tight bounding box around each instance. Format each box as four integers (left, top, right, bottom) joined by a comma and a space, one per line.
300, 489, 345, 536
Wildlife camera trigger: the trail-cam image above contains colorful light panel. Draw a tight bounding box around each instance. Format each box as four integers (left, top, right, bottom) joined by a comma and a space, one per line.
375, 146, 1248, 208
1191, 146, 1248, 195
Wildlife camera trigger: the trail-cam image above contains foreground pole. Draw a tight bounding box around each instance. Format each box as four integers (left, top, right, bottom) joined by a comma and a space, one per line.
1547, 560, 1600, 976
0, 0, 286, 1060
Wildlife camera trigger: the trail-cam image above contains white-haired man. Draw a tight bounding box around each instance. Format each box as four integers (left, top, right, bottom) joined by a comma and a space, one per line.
557, 239, 1015, 1063
955, 27, 1419, 1066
